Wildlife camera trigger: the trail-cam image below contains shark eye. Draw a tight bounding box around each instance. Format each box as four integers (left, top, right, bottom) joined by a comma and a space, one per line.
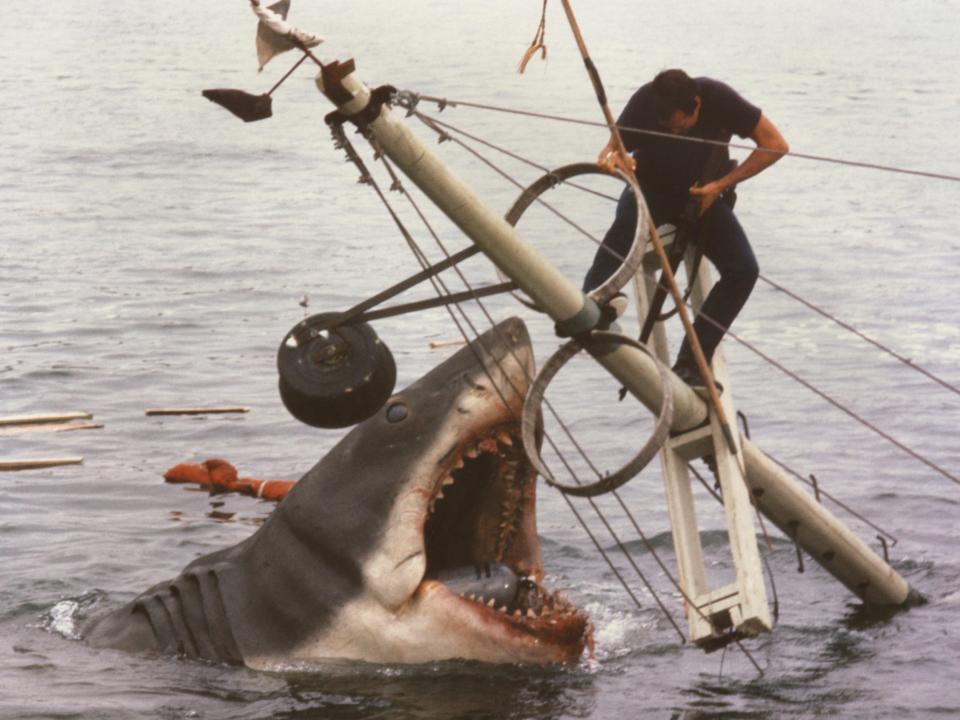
386, 402, 408, 423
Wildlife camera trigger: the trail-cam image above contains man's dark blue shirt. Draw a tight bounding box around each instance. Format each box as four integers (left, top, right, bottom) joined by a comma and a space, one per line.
618, 77, 761, 198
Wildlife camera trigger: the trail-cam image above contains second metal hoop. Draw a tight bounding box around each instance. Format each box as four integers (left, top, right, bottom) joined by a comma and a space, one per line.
521, 330, 674, 497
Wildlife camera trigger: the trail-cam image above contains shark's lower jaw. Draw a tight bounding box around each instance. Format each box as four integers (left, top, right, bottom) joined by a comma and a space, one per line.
417, 421, 591, 663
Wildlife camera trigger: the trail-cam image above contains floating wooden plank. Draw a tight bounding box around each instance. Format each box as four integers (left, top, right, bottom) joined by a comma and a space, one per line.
429, 338, 467, 349
0, 421, 103, 437
145, 406, 250, 416
0, 412, 92, 427
0, 457, 84, 471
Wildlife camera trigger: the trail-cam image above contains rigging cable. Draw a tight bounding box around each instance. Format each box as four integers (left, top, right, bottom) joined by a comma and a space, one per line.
400, 113, 762, 660
404, 93, 960, 184
757, 274, 960, 398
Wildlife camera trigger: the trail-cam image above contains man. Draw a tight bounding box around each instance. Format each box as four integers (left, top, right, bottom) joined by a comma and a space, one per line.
584, 69, 788, 387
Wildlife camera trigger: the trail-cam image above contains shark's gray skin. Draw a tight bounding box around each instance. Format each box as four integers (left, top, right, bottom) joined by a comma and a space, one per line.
85, 318, 590, 668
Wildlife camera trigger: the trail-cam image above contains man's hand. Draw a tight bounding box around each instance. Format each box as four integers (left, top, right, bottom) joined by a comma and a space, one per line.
598, 137, 636, 176
688, 180, 724, 216
688, 115, 788, 216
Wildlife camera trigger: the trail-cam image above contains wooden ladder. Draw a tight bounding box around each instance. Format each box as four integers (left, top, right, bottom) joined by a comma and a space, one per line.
635, 226, 772, 648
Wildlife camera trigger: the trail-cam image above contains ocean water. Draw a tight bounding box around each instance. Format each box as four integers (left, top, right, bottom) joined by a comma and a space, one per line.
2, 0, 959, 717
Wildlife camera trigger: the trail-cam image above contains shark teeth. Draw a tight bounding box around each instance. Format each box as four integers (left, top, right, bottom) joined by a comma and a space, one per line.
477, 437, 499, 453
428, 475, 456, 514
455, 428, 523, 469
458, 584, 584, 627
430, 427, 527, 531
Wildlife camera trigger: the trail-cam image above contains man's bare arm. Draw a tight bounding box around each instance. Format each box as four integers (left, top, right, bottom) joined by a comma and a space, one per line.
689, 114, 788, 213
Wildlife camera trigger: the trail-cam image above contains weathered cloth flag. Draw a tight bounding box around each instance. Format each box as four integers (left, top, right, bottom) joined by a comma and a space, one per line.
250, 0, 323, 71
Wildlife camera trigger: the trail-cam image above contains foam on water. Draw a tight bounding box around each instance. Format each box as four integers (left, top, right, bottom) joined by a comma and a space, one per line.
47, 600, 81, 641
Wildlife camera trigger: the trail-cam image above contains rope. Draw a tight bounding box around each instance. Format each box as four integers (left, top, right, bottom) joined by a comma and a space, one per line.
407, 93, 960, 184
546, 17, 763, 667
367, 124, 766, 650
404, 101, 960, 490
413, 112, 610, 246
517, 0, 549, 74
555, 0, 634, 177
334, 92, 939, 662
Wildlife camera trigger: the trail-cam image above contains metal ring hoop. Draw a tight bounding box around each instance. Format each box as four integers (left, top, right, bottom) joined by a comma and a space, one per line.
499, 162, 652, 310
520, 330, 674, 497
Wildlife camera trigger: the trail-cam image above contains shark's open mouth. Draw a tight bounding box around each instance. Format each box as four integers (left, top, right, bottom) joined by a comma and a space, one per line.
419, 421, 591, 659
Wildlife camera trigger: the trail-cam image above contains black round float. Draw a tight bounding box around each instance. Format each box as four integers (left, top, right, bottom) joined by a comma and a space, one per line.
277, 313, 396, 429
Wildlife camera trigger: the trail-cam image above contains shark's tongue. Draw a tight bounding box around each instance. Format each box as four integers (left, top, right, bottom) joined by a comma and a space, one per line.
430, 563, 519, 608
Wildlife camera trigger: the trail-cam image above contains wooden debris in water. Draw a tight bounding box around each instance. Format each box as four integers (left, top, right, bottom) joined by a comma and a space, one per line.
145, 406, 250, 416
0, 412, 92, 427
429, 338, 467, 349
0, 421, 103, 437
0, 457, 84, 472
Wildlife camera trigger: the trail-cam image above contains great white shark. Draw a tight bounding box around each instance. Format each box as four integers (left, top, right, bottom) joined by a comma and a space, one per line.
85, 317, 590, 667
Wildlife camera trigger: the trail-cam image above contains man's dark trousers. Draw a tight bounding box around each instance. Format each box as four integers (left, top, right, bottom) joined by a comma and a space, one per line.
582, 185, 759, 364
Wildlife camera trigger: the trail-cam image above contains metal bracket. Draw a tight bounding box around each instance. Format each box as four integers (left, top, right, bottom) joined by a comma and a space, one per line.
553, 296, 602, 338
324, 84, 398, 131
319, 59, 357, 104
293, 244, 509, 340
